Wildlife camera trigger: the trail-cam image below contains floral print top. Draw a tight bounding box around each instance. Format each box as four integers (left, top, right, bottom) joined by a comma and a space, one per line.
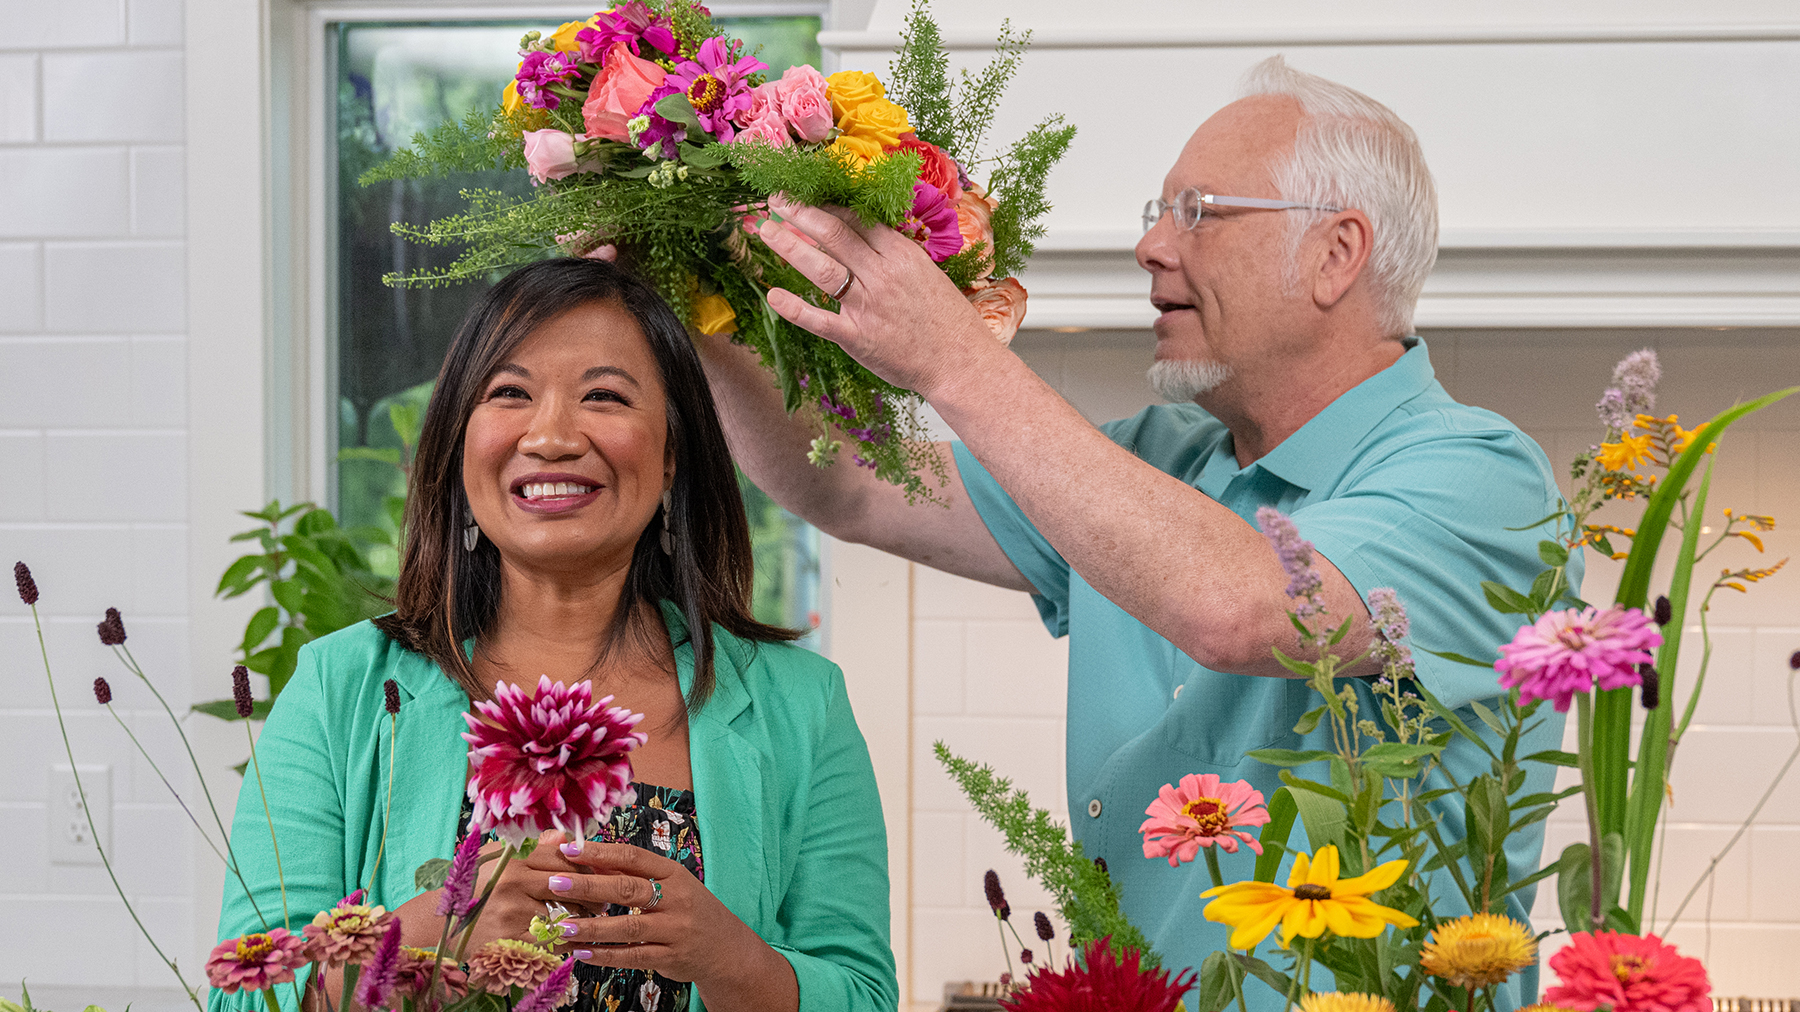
458, 782, 703, 1012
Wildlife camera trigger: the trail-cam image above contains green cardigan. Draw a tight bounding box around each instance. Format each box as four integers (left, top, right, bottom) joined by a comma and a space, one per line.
210, 604, 897, 1012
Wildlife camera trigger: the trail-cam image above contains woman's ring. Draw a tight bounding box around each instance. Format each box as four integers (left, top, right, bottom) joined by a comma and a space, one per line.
829, 266, 855, 302
645, 878, 663, 911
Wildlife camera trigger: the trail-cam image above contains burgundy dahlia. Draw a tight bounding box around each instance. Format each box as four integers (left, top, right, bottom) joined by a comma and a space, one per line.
97, 607, 127, 645
231, 664, 254, 718
1000, 937, 1196, 1012
462, 675, 647, 848
14, 561, 38, 606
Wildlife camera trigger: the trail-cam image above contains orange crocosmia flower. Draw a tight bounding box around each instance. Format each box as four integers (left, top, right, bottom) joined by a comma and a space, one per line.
1200, 844, 1418, 950
1596, 432, 1654, 473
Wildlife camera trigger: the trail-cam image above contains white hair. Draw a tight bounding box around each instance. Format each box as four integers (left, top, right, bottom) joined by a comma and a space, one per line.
1237, 55, 1439, 336
1149, 359, 1233, 402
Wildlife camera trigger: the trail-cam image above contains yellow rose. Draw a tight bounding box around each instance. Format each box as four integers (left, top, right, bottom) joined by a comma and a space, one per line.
838, 97, 911, 151
549, 17, 598, 54
830, 133, 882, 166
826, 70, 887, 124
692, 294, 737, 336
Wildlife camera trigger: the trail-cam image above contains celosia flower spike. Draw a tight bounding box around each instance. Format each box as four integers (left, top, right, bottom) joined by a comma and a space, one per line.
513, 957, 575, 1012
353, 917, 404, 1010
231, 664, 254, 718
437, 828, 483, 919
14, 561, 38, 606
1256, 507, 1324, 619
384, 678, 401, 715
97, 607, 127, 645
94, 677, 113, 705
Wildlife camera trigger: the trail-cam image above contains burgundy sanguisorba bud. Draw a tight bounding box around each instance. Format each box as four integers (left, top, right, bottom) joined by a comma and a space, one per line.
383, 678, 401, 715
14, 562, 39, 606
998, 901, 1011, 922
1639, 662, 1660, 710
231, 665, 254, 718
1020, 949, 1033, 965
1093, 856, 1108, 875
1790, 649, 1800, 671
983, 869, 1006, 914
94, 677, 113, 705
1653, 595, 1672, 626
97, 607, 127, 646
1034, 911, 1054, 942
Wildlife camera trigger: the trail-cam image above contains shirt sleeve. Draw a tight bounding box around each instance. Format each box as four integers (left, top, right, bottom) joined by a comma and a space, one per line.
952, 441, 1075, 636
1291, 417, 1584, 711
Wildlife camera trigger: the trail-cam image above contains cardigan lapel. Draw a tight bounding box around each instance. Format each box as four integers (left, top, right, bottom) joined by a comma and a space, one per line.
371, 644, 474, 907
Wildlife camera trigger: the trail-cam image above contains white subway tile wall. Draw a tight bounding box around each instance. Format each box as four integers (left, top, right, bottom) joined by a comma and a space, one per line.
908, 328, 1800, 1003
0, 1, 194, 998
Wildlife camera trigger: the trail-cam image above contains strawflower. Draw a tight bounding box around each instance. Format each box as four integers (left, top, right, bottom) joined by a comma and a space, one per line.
1138, 773, 1269, 865
301, 894, 392, 965
1419, 913, 1537, 989
1494, 605, 1662, 712
900, 182, 964, 262
1256, 507, 1324, 618
1300, 993, 1397, 1012
353, 917, 404, 1011
205, 928, 308, 992
576, 1, 676, 61
467, 938, 563, 994
1200, 844, 1417, 949
463, 674, 647, 848
514, 957, 575, 1012
1544, 931, 1710, 1012
999, 938, 1195, 1012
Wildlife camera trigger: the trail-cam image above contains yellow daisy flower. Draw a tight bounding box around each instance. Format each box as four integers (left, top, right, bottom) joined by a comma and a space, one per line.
1596, 432, 1654, 473
1418, 913, 1537, 988
1199, 844, 1419, 949
1300, 993, 1396, 1012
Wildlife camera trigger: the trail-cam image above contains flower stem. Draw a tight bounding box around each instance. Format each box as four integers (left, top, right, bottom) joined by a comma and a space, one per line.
454, 844, 517, 964
1575, 691, 1604, 930
366, 712, 399, 892
422, 905, 456, 1007
30, 604, 204, 1012
1204, 846, 1226, 891
262, 987, 282, 1012
995, 916, 1015, 986
245, 717, 291, 930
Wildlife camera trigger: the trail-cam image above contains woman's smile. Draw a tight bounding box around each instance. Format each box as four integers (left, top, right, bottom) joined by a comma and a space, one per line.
511, 471, 606, 514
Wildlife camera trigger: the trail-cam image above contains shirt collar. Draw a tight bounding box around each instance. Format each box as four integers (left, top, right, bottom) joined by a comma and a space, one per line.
1228, 337, 1436, 493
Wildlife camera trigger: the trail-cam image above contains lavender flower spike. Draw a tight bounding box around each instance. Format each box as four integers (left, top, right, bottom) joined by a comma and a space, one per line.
514, 958, 575, 1012
1366, 587, 1414, 671
353, 917, 404, 1010
1255, 506, 1324, 618
436, 828, 483, 918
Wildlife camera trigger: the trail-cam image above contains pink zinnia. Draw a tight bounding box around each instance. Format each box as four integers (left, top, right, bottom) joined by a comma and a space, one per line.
1139, 773, 1270, 866
901, 183, 964, 262
1495, 605, 1661, 712
205, 928, 309, 993
1545, 932, 1710, 1012
394, 946, 469, 1001
644, 36, 766, 148
300, 895, 392, 965
463, 675, 647, 848
1000, 938, 1196, 1012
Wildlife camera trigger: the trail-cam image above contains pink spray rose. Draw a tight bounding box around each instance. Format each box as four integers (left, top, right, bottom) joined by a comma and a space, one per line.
582, 41, 666, 142
773, 65, 834, 142
735, 110, 793, 148
522, 130, 600, 185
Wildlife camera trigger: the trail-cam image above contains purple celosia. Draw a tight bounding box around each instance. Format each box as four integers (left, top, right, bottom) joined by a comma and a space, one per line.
1256, 506, 1324, 618
514, 49, 583, 111
436, 828, 484, 919
576, 1, 676, 61
1367, 587, 1414, 672
637, 36, 766, 153
1494, 604, 1662, 711
353, 917, 404, 1011
1596, 348, 1660, 431
900, 182, 965, 262
513, 957, 575, 1012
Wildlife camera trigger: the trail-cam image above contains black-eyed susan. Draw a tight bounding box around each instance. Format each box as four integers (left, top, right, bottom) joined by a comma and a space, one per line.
1418, 912, 1537, 989
1199, 844, 1418, 949
1298, 992, 1396, 1012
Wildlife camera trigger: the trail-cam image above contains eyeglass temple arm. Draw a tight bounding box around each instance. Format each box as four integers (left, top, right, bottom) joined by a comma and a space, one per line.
1202, 194, 1342, 212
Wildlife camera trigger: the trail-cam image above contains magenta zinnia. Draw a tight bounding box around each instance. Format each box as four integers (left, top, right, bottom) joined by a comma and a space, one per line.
999, 938, 1196, 1012
659, 36, 766, 141
463, 675, 647, 848
205, 928, 309, 992
1544, 931, 1710, 1012
576, 1, 676, 61
1495, 605, 1661, 711
901, 182, 965, 262
1140, 773, 1270, 865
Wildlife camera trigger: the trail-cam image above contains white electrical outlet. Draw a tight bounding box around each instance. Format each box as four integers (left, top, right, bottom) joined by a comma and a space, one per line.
49, 764, 111, 866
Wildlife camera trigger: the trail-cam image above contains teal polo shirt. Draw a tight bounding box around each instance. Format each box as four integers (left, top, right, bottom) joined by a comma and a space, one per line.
951, 339, 1577, 1009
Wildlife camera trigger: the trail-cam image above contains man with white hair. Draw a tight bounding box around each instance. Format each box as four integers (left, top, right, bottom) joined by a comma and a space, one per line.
699, 56, 1572, 1004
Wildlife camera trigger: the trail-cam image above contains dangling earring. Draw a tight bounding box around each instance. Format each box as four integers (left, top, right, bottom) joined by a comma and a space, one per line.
463, 506, 480, 552
659, 490, 674, 556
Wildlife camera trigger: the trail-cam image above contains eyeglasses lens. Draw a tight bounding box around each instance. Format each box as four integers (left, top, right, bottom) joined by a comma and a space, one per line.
1141, 199, 1162, 233
1175, 190, 1202, 230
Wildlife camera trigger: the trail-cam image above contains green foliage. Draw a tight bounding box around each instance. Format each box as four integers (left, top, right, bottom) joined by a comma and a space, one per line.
724, 143, 921, 227
885, 0, 954, 151
987, 116, 1076, 280
360, 107, 523, 183
934, 742, 1157, 965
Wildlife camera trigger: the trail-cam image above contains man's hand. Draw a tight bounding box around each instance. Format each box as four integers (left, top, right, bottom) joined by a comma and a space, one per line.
757, 195, 1005, 401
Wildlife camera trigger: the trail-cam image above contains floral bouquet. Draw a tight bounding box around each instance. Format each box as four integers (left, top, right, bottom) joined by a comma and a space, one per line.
366, 0, 1074, 501
9, 564, 647, 1012
939, 353, 1798, 1011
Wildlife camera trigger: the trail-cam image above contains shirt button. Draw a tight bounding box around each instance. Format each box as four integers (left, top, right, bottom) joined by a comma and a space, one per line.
1087, 798, 1102, 818
1173, 684, 1184, 699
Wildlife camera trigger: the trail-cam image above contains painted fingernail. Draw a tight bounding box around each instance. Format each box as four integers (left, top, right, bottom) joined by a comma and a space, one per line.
562, 922, 580, 937
548, 875, 573, 893
574, 950, 593, 960
560, 841, 583, 856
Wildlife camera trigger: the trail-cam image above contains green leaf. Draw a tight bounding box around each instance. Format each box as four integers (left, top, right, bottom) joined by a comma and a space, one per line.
1194, 952, 1236, 1012
336, 446, 402, 466
388, 401, 422, 450
240, 606, 279, 655
1280, 769, 1352, 805
1328, 614, 1354, 646
1269, 646, 1319, 678
1288, 782, 1349, 854
1530, 567, 1562, 609
215, 555, 263, 598
1538, 540, 1570, 567
682, 141, 730, 169
1255, 788, 1298, 883
1230, 953, 1292, 998
1468, 699, 1507, 737
1245, 748, 1335, 768
1506, 509, 1567, 532
652, 93, 707, 143
1412, 680, 1498, 760
414, 856, 453, 891
1361, 741, 1444, 779
1522, 749, 1580, 767
1481, 580, 1535, 615
1353, 779, 1383, 836
1292, 705, 1326, 736
1420, 646, 1496, 668
1464, 776, 1510, 859
270, 578, 305, 616
190, 698, 272, 721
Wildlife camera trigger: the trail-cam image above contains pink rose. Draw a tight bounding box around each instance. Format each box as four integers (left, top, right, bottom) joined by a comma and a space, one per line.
952, 183, 999, 278
742, 81, 780, 124
964, 277, 1027, 346
522, 129, 600, 184
582, 41, 666, 142
735, 110, 793, 149
774, 65, 834, 143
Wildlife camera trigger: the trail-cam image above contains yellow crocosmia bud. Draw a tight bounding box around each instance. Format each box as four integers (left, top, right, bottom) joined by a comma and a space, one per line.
693, 294, 737, 336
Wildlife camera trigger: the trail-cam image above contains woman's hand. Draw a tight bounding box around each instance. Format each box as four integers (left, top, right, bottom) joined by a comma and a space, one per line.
525, 839, 799, 1012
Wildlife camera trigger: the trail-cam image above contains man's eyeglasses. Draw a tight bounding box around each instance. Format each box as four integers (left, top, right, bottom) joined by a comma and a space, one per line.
1142, 188, 1344, 233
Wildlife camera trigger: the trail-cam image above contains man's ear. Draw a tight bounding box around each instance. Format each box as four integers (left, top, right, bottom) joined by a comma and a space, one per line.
1311, 209, 1374, 309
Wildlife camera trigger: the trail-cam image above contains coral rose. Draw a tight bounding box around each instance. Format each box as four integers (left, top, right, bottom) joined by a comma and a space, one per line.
952, 183, 999, 278
582, 41, 666, 142
888, 136, 959, 197
964, 277, 1028, 347
775, 65, 834, 142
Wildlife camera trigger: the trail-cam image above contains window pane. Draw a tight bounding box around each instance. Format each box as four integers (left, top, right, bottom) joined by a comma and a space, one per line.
332, 18, 822, 642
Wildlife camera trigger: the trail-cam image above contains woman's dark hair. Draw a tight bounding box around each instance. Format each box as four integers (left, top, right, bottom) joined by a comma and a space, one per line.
374, 257, 797, 709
